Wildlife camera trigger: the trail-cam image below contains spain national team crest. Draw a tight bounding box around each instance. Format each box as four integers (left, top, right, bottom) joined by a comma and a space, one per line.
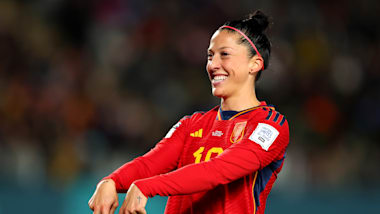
230, 121, 247, 143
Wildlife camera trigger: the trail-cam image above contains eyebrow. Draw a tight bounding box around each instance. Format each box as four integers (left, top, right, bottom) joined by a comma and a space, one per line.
207, 46, 234, 52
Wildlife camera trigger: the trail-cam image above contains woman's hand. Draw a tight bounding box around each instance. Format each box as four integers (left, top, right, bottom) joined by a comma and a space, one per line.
88, 179, 119, 214
119, 183, 148, 214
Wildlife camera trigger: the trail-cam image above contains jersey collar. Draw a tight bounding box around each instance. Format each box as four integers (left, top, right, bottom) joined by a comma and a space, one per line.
216, 101, 275, 121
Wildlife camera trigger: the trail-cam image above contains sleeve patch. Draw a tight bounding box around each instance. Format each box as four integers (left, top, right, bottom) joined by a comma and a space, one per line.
249, 123, 279, 151
164, 121, 182, 138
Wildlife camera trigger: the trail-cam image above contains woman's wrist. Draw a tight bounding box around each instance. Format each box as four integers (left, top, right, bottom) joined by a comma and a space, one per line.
98, 178, 116, 188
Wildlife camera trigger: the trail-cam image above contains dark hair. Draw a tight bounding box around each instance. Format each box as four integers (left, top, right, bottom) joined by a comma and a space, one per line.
221, 10, 271, 81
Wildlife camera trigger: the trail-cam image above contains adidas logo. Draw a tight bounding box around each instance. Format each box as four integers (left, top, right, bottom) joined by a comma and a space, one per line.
190, 129, 203, 138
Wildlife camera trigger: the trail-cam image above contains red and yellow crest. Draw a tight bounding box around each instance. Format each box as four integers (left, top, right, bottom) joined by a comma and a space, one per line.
230, 121, 247, 143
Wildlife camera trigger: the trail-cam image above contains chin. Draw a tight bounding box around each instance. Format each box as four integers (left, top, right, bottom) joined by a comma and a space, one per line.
211, 88, 225, 98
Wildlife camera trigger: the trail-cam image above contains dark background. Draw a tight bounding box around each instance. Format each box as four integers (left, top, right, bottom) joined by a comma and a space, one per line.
0, 0, 379, 213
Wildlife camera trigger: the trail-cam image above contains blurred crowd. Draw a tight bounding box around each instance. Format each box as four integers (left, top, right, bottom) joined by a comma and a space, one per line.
0, 0, 379, 199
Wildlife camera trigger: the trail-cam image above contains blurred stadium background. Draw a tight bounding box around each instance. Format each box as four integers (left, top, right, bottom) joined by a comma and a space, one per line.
0, 0, 379, 213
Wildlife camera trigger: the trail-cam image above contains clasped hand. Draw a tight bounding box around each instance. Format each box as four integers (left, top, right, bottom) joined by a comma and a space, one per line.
120, 183, 148, 214
89, 179, 148, 214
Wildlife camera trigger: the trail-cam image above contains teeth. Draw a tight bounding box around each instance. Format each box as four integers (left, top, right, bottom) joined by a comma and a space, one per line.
212, 75, 228, 84
213, 75, 227, 81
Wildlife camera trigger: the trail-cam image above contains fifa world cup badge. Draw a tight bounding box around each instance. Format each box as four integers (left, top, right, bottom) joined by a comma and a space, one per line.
230, 121, 247, 143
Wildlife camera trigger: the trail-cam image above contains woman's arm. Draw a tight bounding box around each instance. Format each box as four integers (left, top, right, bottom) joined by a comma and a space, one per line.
134, 119, 289, 197
104, 117, 189, 192
88, 116, 190, 213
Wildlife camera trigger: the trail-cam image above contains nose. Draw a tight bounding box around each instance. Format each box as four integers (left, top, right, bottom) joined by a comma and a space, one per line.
207, 56, 221, 72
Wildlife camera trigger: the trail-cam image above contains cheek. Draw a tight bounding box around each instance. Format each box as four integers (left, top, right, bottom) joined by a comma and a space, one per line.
226, 62, 248, 80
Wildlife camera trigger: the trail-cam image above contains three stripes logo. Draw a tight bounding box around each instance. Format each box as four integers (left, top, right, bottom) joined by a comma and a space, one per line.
190, 129, 203, 138
266, 109, 286, 126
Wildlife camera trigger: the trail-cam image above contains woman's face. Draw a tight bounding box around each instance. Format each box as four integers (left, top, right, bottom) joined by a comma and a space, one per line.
206, 29, 256, 98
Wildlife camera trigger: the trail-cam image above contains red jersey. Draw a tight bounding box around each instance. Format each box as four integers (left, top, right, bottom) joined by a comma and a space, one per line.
105, 102, 289, 214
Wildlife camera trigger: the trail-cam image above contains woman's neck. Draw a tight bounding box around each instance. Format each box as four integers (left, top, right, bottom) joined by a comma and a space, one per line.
220, 92, 261, 111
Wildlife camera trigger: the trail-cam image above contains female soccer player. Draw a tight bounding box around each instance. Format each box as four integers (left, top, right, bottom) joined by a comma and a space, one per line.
89, 10, 289, 214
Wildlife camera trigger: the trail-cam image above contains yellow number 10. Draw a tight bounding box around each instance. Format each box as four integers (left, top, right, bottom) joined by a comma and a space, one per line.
193, 147, 224, 163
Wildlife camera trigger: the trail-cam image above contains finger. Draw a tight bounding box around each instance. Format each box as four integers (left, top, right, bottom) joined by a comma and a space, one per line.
89, 203, 94, 210
101, 206, 110, 214
93, 206, 100, 214
110, 203, 118, 214
138, 208, 147, 214
88, 197, 94, 210
119, 202, 126, 214
110, 207, 116, 214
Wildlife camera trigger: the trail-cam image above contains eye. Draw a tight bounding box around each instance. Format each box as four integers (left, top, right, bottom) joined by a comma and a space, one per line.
207, 52, 213, 59
221, 52, 229, 56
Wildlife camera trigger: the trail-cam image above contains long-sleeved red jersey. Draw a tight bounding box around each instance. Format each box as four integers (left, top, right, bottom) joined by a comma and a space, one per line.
104, 102, 289, 214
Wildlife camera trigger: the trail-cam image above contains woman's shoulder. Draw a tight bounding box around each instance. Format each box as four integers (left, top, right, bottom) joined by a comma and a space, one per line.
249, 105, 288, 128
181, 106, 219, 122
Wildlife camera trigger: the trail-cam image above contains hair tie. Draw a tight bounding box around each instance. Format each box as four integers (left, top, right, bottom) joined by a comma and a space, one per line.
220, 25, 264, 70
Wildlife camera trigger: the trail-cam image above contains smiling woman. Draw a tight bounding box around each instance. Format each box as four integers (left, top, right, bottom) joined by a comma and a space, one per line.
206, 11, 271, 112
89, 10, 289, 214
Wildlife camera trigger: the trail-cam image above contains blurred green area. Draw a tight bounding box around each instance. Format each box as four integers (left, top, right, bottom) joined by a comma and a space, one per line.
0, 0, 379, 213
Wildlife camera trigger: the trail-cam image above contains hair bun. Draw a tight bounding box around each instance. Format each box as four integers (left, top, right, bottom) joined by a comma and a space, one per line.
243, 10, 269, 34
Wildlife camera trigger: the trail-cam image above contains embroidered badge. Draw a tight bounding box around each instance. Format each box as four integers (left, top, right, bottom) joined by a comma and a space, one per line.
230, 121, 247, 143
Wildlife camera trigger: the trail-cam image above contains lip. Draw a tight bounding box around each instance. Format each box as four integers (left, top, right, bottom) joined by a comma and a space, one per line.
212, 80, 224, 87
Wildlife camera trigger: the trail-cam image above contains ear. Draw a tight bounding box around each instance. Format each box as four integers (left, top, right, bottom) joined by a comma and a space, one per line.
248, 56, 264, 75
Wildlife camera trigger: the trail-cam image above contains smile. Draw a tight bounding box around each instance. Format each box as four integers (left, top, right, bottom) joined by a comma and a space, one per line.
212, 75, 228, 85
